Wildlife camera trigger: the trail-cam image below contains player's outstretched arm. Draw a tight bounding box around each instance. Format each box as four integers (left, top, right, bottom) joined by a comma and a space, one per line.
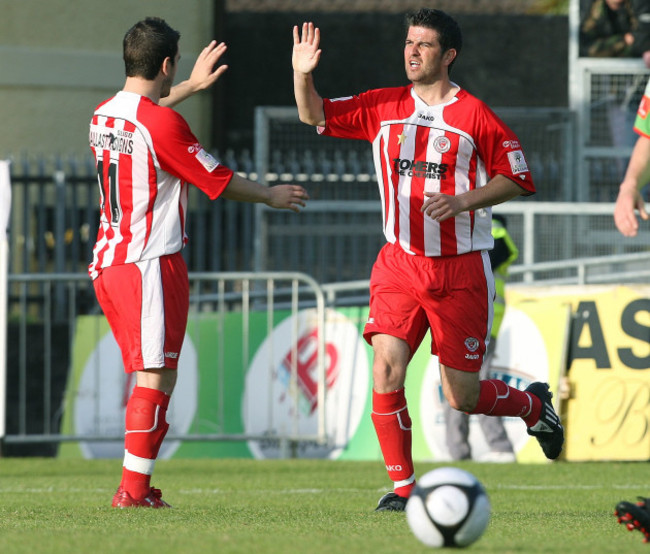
221, 173, 309, 213
161, 40, 228, 108
293, 22, 325, 127
614, 135, 650, 237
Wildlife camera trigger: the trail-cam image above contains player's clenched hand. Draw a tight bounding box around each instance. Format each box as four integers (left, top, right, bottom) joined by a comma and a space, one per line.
187, 40, 229, 92
292, 22, 321, 74
266, 185, 310, 213
421, 192, 464, 222
614, 187, 649, 237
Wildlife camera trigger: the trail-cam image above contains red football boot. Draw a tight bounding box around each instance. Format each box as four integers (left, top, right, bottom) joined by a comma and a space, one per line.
112, 486, 172, 509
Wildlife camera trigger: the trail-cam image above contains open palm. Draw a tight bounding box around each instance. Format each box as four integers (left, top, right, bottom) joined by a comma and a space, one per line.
292, 22, 322, 74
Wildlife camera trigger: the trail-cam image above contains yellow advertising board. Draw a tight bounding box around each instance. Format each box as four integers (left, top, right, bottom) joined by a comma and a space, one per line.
509, 285, 650, 462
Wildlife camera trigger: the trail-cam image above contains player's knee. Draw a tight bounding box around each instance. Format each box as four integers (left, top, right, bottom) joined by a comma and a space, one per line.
446, 391, 477, 413
372, 364, 406, 393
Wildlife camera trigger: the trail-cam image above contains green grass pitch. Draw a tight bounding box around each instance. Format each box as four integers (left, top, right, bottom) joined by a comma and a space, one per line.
0, 458, 647, 553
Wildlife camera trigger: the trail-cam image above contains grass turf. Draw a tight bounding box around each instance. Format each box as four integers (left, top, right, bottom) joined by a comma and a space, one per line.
0, 458, 647, 553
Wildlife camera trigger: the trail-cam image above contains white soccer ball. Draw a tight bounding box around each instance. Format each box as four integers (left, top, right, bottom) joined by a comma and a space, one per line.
405, 467, 491, 548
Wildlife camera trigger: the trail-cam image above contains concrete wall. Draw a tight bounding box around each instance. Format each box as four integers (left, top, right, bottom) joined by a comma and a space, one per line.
0, 0, 215, 157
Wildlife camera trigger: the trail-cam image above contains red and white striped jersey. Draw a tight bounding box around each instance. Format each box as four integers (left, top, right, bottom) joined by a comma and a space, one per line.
320, 85, 535, 257
88, 91, 234, 279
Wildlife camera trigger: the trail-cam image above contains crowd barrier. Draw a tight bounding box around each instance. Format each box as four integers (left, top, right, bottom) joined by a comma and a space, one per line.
1, 272, 329, 458
3, 269, 650, 463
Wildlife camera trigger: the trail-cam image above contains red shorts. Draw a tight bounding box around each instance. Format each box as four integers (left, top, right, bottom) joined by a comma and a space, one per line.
363, 243, 494, 372
93, 252, 189, 373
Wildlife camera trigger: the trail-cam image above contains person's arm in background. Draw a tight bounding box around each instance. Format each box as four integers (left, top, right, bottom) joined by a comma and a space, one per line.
614, 134, 650, 236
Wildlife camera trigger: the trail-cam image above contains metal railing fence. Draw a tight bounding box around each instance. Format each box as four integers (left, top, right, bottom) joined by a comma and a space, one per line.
1, 271, 327, 456
6, 154, 258, 278
256, 201, 650, 285
320, 249, 650, 307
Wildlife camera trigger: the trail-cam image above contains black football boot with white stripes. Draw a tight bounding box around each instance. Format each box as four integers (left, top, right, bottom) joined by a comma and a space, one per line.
524, 382, 564, 460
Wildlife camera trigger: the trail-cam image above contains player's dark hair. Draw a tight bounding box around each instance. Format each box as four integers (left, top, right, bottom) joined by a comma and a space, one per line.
123, 17, 180, 80
405, 8, 463, 73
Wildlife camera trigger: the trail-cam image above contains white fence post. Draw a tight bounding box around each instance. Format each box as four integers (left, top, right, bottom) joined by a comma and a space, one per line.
0, 160, 10, 445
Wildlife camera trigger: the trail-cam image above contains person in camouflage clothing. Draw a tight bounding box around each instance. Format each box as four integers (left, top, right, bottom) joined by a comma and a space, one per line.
581, 0, 650, 160
580, 0, 650, 58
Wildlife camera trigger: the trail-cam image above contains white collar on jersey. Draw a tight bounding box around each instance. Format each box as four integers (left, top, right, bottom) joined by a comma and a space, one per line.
410, 82, 461, 109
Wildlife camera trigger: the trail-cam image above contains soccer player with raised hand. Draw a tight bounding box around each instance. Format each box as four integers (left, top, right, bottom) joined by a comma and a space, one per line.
89, 17, 308, 509
293, 9, 564, 512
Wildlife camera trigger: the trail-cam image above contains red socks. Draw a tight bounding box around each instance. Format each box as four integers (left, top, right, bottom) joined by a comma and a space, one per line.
120, 386, 170, 500
371, 388, 415, 498
470, 379, 542, 427
370, 380, 541, 496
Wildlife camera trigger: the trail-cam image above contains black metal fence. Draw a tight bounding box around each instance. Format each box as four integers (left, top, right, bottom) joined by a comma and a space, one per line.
7, 153, 258, 277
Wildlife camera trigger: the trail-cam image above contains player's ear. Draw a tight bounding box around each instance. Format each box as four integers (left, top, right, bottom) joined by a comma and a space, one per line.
161, 56, 174, 76
443, 48, 457, 67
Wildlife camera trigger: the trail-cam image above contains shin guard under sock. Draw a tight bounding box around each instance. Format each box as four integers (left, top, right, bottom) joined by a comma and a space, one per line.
371, 388, 415, 497
121, 386, 170, 500
470, 379, 541, 425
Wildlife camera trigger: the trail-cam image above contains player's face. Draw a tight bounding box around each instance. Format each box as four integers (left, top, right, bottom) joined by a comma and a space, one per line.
404, 26, 452, 85
160, 51, 180, 99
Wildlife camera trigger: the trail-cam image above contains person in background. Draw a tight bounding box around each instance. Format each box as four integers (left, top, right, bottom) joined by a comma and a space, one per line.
89, 17, 309, 509
443, 214, 517, 463
613, 75, 650, 542
580, 0, 649, 59
292, 8, 564, 512
613, 76, 650, 236
581, 0, 650, 180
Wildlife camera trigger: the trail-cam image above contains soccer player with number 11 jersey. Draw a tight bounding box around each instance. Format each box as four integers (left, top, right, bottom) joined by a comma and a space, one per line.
89, 17, 308, 508
293, 8, 565, 511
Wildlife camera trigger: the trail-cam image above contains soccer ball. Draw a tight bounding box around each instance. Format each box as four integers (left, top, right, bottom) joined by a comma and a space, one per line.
405, 467, 491, 548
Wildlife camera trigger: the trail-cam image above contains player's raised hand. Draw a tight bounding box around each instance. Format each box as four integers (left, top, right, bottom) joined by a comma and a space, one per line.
187, 40, 229, 92
267, 184, 310, 213
292, 22, 321, 74
162, 40, 229, 108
